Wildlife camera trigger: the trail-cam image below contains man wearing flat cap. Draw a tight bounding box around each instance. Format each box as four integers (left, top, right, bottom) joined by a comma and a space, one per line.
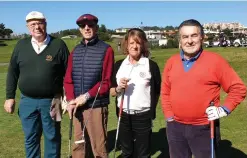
64, 13, 115, 158
4, 11, 70, 158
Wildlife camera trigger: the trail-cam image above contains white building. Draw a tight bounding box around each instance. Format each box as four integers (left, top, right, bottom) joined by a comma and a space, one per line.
115, 27, 164, 39
115, 27, 132, 33
144, 30, 163, 39
203, 22, 245, 30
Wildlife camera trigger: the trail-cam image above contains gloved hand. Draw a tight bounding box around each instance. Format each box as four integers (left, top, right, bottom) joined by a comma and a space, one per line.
206, 106, 227, 121
61, 95, 69, 114
50, 95, 62, 121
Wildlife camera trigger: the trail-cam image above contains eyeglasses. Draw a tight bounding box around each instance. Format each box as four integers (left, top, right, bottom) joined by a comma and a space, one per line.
28, 22, 45, 28
79, 23, 95, 29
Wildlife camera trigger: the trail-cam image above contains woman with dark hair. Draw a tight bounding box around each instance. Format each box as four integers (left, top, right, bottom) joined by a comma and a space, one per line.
110, 28, 161, 158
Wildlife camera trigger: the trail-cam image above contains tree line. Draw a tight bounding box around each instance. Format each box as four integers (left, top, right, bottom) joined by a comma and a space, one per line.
50, 24, 115, 41
142, 25, 179, 31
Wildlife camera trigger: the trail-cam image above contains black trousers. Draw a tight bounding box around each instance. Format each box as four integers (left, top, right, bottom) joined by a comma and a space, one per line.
119, 111, 152, 158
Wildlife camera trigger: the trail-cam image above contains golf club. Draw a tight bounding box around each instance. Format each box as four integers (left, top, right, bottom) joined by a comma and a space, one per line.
74, 81, 103, 144
113, 90, 125, 158
68, 115, 73, 158
113, 64, 135, 158
210, 101, 215, 158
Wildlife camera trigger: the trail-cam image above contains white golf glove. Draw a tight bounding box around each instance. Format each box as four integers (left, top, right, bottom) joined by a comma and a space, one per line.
206, 106, 228, 121
61, 95, 69, 114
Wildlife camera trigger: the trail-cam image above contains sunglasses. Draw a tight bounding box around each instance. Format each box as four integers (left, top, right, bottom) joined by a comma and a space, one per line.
79, 23, 96, 29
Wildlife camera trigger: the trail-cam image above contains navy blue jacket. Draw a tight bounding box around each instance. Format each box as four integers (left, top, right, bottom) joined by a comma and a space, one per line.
72, 37, 110, 108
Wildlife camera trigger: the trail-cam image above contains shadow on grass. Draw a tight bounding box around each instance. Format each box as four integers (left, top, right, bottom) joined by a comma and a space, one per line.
107, 128, 170, 158
107, 129, 121, 158
151, 128, 170, 158
107, 128, 247, 158
0, 40, 7, 46
217, 139, 247, 158
107, 129, 120, 153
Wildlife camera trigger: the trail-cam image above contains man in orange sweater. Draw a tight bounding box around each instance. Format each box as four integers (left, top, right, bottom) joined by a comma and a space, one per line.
161, 19, 246, 158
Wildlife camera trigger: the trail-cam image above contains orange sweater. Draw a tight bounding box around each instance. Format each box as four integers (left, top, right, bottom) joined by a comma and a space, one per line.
161, 50, 246, 125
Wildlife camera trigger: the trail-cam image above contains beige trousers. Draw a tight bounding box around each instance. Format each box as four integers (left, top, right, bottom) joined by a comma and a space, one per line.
72, 106, 108, 158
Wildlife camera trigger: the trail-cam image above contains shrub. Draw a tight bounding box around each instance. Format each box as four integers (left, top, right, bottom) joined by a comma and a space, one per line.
98, 32, 110, 41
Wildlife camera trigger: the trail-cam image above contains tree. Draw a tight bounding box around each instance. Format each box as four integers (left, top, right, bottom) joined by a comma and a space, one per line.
107, 29, 115, 34
23, 33, 30, 38
142, 26, 164, 31
164, 26, 174, 30
98, 24, 110, 41
222, 28, 232, 37
4, 29, 13, 38
99, 24, 107, 33
0, 23, 13, 38
98, 32, 110, 41
217, 25, 221, 31
0, 23, 6, 37
50, 28, 80, 38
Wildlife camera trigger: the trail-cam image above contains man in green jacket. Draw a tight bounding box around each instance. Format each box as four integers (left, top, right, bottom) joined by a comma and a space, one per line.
4, 11, 70, 158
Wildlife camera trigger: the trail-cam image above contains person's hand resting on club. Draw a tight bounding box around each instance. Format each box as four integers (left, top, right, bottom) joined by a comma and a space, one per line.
116, 77, 131, 93
66, 100, 76, 119
205, 106, 228, 121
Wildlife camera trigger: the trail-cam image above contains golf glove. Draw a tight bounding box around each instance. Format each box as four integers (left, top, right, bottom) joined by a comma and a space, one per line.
50, 95, 62, 122
206, 106, 227, 121
61, 95, 69, 114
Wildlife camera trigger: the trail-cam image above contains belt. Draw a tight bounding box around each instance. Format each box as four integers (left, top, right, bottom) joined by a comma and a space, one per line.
122, 108, 150, 115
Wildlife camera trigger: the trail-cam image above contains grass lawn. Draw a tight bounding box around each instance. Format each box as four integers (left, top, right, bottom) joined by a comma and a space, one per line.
0, 39, 247, 158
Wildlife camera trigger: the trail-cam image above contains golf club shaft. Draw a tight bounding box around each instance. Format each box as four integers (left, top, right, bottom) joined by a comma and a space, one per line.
69, 117, 73, 158
113, 116, 121, 158
69, 118, 73, 140
211, 120, 214, 158
113, 91, 125, 158
210, 102, 215, 158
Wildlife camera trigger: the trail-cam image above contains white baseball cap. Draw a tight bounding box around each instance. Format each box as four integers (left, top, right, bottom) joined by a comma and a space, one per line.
26, 11, 46, 21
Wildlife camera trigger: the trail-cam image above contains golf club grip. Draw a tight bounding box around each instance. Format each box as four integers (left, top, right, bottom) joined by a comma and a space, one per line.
69, 118, 73, 139
210, 102, 215, 138
210, 121, 214, 138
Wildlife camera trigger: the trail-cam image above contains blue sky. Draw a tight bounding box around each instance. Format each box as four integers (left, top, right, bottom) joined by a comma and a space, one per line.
1, 1, 247, 34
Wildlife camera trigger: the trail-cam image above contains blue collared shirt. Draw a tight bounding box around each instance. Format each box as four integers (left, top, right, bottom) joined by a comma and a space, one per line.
180, 49, 202, 72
